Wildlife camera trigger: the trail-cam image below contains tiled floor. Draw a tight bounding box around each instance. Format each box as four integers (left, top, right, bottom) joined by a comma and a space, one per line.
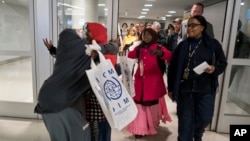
0, 96, 229, 141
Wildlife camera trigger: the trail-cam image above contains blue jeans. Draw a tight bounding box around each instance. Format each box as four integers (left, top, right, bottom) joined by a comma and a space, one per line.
177, 92, 215, 141
98, 120, 111, 141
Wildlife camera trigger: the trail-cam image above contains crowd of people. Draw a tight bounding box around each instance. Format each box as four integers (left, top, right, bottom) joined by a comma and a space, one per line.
35, 2, 228, 141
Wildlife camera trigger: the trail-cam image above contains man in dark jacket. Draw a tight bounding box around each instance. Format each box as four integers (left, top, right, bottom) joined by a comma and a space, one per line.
35, 29, 92, 141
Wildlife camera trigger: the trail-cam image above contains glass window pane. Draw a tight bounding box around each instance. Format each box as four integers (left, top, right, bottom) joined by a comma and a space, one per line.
0, 57, 33, 103
226, 65, 250, 116
225, 0, 250, 117
233, 1, 250, 59
0, 1, 33, 103
57, 0, 108, 34
0, 1, 31, 51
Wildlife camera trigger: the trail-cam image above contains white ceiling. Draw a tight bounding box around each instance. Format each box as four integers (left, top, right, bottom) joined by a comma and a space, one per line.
3, 0, 225, 20
118, 0, 226, 20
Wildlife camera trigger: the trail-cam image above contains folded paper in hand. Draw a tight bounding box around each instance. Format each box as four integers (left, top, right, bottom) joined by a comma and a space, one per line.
193, 61, 209, 75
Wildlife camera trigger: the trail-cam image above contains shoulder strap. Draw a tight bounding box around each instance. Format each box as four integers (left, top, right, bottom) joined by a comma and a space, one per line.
157, 44, 166, 74
136, 45, 142, 59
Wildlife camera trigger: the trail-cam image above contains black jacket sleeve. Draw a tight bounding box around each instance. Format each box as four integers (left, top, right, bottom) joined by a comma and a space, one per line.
212, 39, 227, 76
48, 46, 57, 58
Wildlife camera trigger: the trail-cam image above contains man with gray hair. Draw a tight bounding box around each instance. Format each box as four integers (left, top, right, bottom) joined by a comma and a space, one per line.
151, 21, 167, 47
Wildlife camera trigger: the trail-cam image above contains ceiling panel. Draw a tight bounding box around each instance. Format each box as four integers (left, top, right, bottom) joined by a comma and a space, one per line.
119, 0, 226, 20
2, 0, 225, 20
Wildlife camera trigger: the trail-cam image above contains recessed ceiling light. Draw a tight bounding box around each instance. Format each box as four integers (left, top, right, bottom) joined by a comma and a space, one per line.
144, 4, 153, 7
165, 15, 172, 17
241, 2, 245, 5
138, 16, 145, 19
168, 11, 176, 14
98, 4, 105, 7
104, 8, 108, 11
141, 12, 147, 14
142, 9, 150, 11
58, 2, 84, 10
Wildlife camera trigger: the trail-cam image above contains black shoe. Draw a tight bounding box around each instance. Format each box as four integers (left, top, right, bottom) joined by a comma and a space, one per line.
134, 135, 143, 138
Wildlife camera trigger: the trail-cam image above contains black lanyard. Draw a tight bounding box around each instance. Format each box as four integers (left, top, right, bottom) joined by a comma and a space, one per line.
186, 40, 202, 69
183, 40, 202, 79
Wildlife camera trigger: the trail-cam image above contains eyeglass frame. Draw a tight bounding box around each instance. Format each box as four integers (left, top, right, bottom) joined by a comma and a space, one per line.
187, 23, 202, 28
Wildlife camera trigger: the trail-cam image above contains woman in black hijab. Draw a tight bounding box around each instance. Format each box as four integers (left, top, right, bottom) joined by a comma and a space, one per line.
35, 29, 92, 141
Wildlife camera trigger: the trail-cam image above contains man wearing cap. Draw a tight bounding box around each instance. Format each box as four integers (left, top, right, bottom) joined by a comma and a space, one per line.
173, 18, 183, 49
181, 2, 214, 40
166, 18, 183, 52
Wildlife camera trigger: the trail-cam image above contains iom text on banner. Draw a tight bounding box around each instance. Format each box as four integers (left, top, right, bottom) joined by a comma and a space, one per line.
230, 125, 250, 141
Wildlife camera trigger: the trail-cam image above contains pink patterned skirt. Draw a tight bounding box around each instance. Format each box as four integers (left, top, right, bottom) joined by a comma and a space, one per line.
126, 96, 172, 135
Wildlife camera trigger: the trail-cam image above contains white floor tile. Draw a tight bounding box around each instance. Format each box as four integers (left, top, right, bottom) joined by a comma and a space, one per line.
0, 96, 229, 141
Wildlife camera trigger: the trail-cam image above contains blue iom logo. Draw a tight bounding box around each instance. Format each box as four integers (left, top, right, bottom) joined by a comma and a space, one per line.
103, 76, 122, 101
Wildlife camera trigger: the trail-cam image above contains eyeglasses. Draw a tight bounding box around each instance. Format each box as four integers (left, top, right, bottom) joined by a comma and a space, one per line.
187, 23, 201, 28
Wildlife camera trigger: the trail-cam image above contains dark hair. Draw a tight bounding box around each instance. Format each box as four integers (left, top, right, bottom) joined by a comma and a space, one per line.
193, 2, 204, 12
121, 23, 128, 28
189, 15, 207, 34
167, 24, 174, 30
141, 28, 158, 46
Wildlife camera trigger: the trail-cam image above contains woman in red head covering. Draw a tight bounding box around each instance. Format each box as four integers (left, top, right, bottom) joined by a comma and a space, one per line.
85, 22, 118, 66
84, 22, 119, 141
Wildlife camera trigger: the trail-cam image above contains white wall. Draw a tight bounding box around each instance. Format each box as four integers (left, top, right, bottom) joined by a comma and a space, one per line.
203, 1, 227, 42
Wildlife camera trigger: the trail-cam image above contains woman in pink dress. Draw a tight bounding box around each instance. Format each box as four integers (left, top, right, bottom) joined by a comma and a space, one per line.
126, 28, 172, 138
